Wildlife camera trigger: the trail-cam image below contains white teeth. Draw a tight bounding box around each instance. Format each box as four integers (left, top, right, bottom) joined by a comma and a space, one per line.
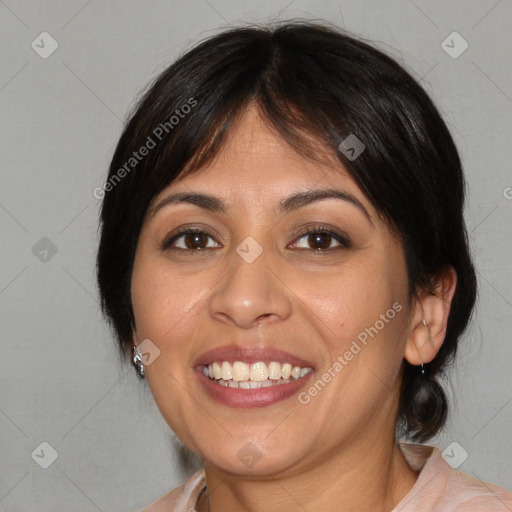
232, 361, 250, 381
212, 362, 222, 380
221, 361, 233, 380
250, 362, 268, 381
210, 377, 295, 387
268, 361, 281, 380
299, 367, 310, 377
206, 361, 313, 381
281, 363, 292, 379
204, 360, 314, 388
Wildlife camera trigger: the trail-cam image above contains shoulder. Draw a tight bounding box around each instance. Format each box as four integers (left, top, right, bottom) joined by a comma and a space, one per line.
440, 465, 512, 510
141, 469, 206, 512
141, 487, 182, 512
398, 443, 512, 511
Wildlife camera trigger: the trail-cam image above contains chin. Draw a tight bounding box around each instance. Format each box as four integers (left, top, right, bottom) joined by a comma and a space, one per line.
199, 437, 308, 477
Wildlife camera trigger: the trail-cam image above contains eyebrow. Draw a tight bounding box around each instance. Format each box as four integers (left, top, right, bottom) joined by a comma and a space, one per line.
150, 188, 373, 224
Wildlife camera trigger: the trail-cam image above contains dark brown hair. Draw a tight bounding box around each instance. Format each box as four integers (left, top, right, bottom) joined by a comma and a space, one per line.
96, 21, 477, 442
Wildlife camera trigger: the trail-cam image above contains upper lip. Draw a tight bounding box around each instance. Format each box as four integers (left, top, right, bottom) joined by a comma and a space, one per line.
193, 345, 315, 369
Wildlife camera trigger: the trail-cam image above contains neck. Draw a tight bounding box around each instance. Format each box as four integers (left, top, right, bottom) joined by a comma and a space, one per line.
197, 430, 418, 512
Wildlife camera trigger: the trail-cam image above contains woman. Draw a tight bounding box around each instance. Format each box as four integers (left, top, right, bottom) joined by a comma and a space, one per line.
96, 21, 512, 511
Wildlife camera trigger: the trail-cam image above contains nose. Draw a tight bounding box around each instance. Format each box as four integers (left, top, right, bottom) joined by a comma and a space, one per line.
208, 245, 292, 329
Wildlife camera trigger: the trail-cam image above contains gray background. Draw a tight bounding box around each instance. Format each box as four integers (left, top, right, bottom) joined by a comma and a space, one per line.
1, 0, 511, 510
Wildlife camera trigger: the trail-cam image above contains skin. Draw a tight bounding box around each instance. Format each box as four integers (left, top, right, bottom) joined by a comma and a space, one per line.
132, 105, 457, 512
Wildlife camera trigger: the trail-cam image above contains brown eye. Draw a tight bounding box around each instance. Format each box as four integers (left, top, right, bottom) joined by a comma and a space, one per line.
307, 232, 334, 250
162, 229, 220, 251
291, 227, 351, 251
183, 233, 209, 249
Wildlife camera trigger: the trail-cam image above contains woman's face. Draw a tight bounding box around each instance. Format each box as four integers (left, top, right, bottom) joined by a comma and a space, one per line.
131, 106, 413, 476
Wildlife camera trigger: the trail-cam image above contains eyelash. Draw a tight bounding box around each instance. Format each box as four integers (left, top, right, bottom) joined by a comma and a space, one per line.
161, 225, 351, 253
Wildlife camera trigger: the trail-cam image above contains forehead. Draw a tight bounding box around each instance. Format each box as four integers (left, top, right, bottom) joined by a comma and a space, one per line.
155, 105, 373, 214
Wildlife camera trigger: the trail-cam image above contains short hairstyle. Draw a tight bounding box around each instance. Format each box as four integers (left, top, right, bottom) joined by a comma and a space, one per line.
96, 21, 477, 442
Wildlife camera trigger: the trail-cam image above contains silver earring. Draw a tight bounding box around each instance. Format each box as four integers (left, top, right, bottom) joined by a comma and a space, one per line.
416, 346, 425, 376
132, 345, 145, 378
418, 320, 428, 378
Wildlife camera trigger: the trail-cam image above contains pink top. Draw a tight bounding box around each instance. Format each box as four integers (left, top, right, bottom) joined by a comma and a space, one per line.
142, 443, 512, 511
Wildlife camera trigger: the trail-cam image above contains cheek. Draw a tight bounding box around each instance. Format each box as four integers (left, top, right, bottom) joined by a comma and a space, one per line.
131, 255, 204, 345
291, 250, 409, 393
292, 261, 403, 342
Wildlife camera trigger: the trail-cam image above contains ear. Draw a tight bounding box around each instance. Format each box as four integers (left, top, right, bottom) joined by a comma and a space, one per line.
404, 266, 457, 365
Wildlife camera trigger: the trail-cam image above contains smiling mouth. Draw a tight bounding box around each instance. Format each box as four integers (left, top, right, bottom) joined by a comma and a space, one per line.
202, 360, 314, 388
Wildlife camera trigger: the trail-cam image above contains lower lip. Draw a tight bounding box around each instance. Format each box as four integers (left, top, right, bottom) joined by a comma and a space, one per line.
195, 367, 315, 408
